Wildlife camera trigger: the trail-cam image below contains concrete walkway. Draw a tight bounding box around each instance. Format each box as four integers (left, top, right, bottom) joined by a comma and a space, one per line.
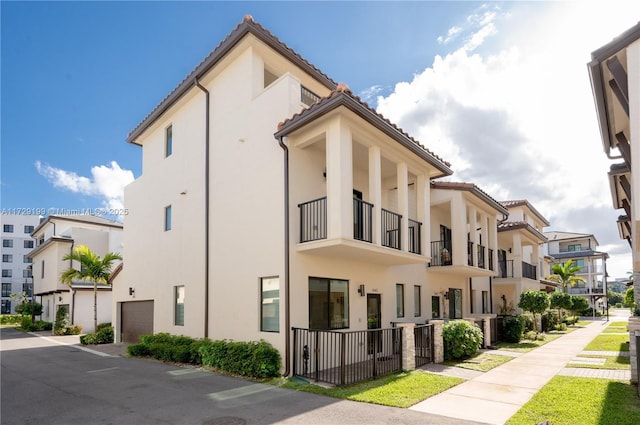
410, 320, 611, 425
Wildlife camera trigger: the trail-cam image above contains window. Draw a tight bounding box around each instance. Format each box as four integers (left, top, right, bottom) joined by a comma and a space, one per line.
396, 284, 405, 318
2, 239, 13, 248
260, 277, 279, 332
2, 269, 11, 278
164, 205, 172, 231
309, 277, 349, 330
41, 260, 44, 278
1, 282, 11, 297
24, 240, 34, 249
2, 254, 12, 263
3, 225, 13, 233
414, 285, 421, 317
448, 288, 462, 319
22, 282, 32, 296
572, 259, 585, 268
432, 296, 440, 318
174, 285, 184, 326
1, 300, 10, 314
24, 225, 34, 233
482, 291, 489, 314
568, 244, 582, 252
23, 268, 32, 278
165, 125, 173, 157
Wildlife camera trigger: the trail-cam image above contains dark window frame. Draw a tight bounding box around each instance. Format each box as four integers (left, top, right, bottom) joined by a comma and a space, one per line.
260, 276, 280, 333
396, 283, 405, 318
308, 277, 349, 330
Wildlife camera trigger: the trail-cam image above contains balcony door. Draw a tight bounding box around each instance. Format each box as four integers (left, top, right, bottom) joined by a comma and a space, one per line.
353, 190, 364, 240
367, 293, 382, 354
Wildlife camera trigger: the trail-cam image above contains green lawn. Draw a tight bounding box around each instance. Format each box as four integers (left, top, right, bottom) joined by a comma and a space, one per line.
584, 334, 630, 352
443, 353, 513, 372
278, 370, 463, 408
602, 321, 629, 333
496, 334, 562, 352
566, 355, 631, 370
506, 376, 640, 425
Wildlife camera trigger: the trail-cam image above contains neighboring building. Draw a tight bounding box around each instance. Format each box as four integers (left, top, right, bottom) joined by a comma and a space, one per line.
28, 215, 123, 333
492, 200, 552, 314
0, 214, 41, 314
544, 231, 609, 309
588, 21, 640, 385
114, 16, 551, 374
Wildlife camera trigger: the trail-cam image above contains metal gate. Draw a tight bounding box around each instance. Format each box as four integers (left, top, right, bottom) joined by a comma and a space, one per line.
414, 324, 434, 367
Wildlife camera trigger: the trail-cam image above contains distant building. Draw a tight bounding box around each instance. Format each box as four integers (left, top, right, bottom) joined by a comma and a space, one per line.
28, 215, 123, 333
1, 214, 41, 314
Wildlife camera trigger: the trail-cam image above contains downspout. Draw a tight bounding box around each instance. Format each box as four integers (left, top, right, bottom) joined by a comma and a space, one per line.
469, 278, 473, 314
278, 136, 291, 376
195, 78, 211, 338
489, 277, 493, 314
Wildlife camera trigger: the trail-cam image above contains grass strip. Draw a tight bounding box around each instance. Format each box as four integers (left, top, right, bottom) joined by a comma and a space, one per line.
584, 334, 630, 352
443, 353, 513, 372
506, 376, 640, 425
496, 334, 562, 352
278, 370, 463, 408
566, 355, 631, 370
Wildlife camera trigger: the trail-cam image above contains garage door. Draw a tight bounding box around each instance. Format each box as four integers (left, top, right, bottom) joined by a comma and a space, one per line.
121, 300, 154, 343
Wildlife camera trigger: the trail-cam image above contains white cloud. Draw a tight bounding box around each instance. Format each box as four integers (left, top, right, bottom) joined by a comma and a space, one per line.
376, 2, 640, 278
437, 26, 462, 45
35, 160, 134, 211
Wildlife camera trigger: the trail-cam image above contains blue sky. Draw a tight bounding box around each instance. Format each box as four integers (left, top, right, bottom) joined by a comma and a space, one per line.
2, 1, 639, 277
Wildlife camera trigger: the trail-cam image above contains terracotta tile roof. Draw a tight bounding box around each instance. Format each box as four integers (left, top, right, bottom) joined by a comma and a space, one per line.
127, 15, 338, 144
497, 220, 548, 241
275, 84, 452, 176
499, 199, 550, 226
431, 181, 508, 215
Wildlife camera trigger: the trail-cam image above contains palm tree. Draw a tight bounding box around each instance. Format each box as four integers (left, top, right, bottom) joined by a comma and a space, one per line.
547, 259, 585, 293
61, 245, 122, 332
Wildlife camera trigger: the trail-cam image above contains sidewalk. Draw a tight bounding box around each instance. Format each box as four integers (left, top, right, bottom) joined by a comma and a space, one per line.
411, 320, 610, 425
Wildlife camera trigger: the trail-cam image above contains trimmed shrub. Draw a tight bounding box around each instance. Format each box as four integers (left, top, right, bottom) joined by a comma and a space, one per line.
1, 314, 22, 325
542, 309, 562, 332
199, 339, 281, 378
520, 313, 535, 332
127, 343, 150, 357
80, 333, 98, 345
524, 330, 546, 341
96, 322, 112, 332
65, 325, 82, 335
502, 315, 525, 343
442, 320, 483, 360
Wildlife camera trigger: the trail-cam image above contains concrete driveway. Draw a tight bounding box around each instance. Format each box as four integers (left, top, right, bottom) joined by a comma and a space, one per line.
0, 328, 484, 425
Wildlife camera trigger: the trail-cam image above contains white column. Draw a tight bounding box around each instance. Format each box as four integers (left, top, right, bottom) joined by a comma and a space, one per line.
326, 117, 353, 240
451, 195, 467, 265
512, 232, 523, 278
469, 206, 478, 267
397, 163, 409, 252
369, 146, 382, 245
488, 215, 498, 271
416, 173, 430, 257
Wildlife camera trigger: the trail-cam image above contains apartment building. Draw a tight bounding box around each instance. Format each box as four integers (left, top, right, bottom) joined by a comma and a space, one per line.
0, 214, 40, 314
116, 16, 551, 374
589, 21, 640, 385
28, 215, 123, 333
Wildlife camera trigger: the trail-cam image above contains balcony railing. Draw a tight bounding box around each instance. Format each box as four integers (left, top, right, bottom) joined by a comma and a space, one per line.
429, 240, 452, 267
301, 85, 320, 107
381, 209, 402, 250
299, 197, 328, 242
408, 219, 421, 254
477, 244, 486, 269
522, 261, 537, 280
497, 260, 514, 278
568, 287, 605, 295
353, 198, 373, 243
467, 241, 474, 266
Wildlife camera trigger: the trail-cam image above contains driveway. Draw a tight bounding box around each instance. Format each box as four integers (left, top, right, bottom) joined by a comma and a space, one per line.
0, 328, 484, 425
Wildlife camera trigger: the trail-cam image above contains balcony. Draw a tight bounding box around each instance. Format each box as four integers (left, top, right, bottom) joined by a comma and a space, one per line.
428, 239, 494, 277
568, 287, 605, 295
495, 260, 537, 280
297, 197, 424, 265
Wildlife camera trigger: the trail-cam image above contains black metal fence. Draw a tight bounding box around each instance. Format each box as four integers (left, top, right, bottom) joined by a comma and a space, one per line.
408, 219, 422, 254
299, 197, 327, 242
414, 324, 434, 367
381, 209, 402, 250
467, 241, 474, 266
301, 85, 321, 106
292, 327, 402, 386
522, 261, 537, 280
429, 240, 452, 266
477, 244, 486, 269
353, 198, 373, 242
497, 260, 514, 278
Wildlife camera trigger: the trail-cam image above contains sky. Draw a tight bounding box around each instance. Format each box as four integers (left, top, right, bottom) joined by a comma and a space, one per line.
1, 1, 639, 279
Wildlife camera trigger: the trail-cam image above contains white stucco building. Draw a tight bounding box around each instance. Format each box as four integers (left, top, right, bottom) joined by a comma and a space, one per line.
28, 215, 123, 333
1, 214, 41, 314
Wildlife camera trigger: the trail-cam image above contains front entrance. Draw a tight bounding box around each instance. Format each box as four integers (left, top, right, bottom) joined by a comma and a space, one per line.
367, 293, 381, 354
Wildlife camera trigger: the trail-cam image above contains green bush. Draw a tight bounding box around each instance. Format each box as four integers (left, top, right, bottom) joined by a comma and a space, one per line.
554, 323, 567, 331
80, 333, 98, 345
96, 322, 112, 332
199, 339, 281, 378
524, 330, 546, 341
21, 316, 33, 330
502, 315, 525, 343
65, 325, 82, 335
80, 326, 114, 345
127, 343, 150, 357
542, 309, 562, 332
1, 314, 22, 324
442, 320, 483, 360
520, 313, 535, 332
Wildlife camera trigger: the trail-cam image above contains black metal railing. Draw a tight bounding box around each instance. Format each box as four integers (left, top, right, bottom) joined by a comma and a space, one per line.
429, 240, 452, 266
488, 249, 494, 271
491, 317, 503, 344
414, 324, 433, 367
497, 260, 514, 278
299, 197, 327, 242
301, 85, 320, 106
353, 198, 373, 243
522, 261, 537, 280
381, 209, 402, 250
474, 319, 486, 348
292, 327, 402, 386
467, 241, 474, 266
408, 219, 422, 254
477, 244, 486, 269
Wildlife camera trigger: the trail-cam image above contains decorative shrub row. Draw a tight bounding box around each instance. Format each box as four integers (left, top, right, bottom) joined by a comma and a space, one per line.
127, 333, 281, 379
442, 320, 483, 360
80, 323, 114, 345
502, 315, 525, 343
1, 314, 22, 324
18, 316, 52, 331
